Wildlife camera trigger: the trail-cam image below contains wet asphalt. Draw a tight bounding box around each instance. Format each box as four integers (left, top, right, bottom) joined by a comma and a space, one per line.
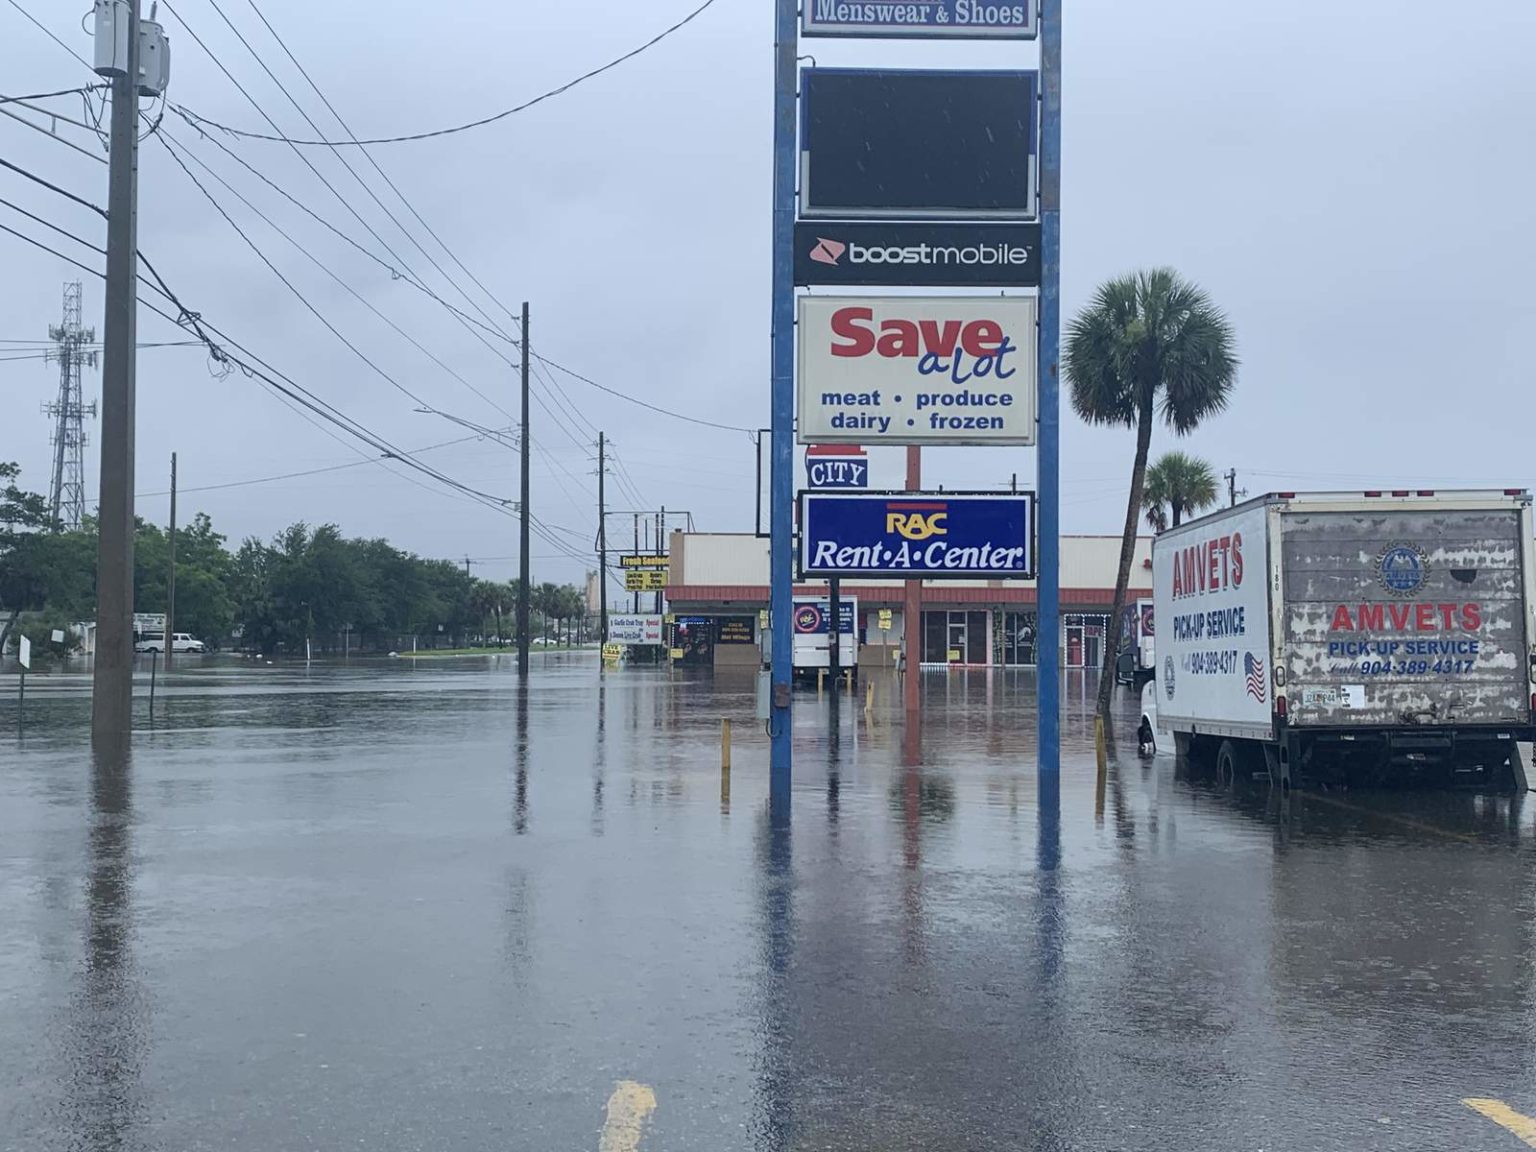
3, 654, 1536, 1151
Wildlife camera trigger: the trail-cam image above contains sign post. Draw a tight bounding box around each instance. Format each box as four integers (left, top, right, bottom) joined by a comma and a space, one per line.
1037, 0, 1062, 785
17, 635, 30, 738
769, 0, 798, 807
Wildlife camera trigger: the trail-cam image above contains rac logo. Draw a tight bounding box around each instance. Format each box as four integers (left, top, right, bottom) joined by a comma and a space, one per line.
886, 506, 948, 540
809, 237, 845, 266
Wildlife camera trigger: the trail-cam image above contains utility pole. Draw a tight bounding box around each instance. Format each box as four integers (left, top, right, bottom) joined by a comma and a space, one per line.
165, 452, 177, 671
1225, 467, 1242, 508
92, 0, 142, 744
632, 514, 640, 613
653, 509, 662, 614
597, 432, 609, 643
517, 301, 531, 677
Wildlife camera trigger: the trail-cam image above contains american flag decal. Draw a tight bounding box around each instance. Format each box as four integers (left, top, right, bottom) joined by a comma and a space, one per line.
1244, 652, 1267, 702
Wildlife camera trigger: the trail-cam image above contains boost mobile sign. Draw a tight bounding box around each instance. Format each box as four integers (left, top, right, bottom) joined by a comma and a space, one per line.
803, 1, 1037, 39
794, 221, 1040, 288
797, 296, 1038, 446
800, 492, 1035, 579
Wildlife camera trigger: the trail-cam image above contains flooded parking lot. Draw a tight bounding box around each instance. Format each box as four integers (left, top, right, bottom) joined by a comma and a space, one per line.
3, 655, 1536, 1150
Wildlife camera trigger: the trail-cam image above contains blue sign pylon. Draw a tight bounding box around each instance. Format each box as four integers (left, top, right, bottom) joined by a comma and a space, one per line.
1036, 0, 1062, 782
768, 0, 798, 809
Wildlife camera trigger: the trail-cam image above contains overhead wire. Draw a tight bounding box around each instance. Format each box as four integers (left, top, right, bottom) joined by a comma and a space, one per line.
157, 0, 523, 411
155, 129, 514, 421
171, 0, 723, 147
0, 204, 519, 514
0, 83, 107, 104
182, 0, 522, 351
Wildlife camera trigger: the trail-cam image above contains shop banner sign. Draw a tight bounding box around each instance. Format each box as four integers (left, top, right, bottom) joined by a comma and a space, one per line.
797, 295, 1037, 445
609, 615, 664, 645
803, 3, 1037, 42
800, 491, 1035, 579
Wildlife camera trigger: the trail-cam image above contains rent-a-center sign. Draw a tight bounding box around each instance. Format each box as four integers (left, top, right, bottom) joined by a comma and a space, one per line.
796, 296, 1037, 446
800, 491, 1035, 579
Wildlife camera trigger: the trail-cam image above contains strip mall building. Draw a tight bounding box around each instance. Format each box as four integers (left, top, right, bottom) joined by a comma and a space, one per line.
662, 531, 1152, 670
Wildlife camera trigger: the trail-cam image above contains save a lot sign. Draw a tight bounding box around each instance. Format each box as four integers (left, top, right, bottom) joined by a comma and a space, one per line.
796, 295, 1037, 445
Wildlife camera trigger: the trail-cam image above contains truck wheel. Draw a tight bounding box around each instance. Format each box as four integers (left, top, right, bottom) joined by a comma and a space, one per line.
1216, 740, 1246, 787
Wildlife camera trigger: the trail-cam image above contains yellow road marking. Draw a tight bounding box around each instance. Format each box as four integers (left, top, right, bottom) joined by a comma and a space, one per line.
599, 1080, 657, 1152
1465, 1098, 1536, 1146
1302, 792, 1481, 843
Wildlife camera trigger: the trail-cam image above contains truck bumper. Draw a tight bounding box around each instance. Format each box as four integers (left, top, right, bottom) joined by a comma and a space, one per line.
1283, 725, 1534, 789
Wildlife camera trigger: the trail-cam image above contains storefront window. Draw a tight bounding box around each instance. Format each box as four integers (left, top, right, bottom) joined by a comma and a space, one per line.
1002, 611, 1036, 666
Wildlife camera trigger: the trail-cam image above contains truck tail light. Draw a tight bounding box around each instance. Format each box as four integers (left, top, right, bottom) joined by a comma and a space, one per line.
1363, 490, 1382, 497
1276, 695, 1288, 719
1391, 489, 1410, 497
1416, 490, 1435, 497
1276, 491, 1295, 499
1506, 488, 1527, 497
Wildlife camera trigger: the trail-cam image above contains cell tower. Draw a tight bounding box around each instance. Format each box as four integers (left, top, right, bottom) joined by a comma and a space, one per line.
41, 282, 98, 530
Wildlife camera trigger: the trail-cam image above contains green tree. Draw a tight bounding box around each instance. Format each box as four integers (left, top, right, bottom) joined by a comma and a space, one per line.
1142, 451, 1220, 534
0, 463, 58, 653
1066, 269, 1237, 724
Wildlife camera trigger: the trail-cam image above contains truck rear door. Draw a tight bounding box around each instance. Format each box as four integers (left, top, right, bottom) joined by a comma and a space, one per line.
1281, 505, 1531, 729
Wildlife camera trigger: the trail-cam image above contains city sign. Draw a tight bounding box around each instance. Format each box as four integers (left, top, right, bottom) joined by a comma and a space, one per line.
608, 614, 664, 645
799, 491, 1035, 579
619, 554, 669, 570
803, 0, 1037, 39
624, 570, 667, 592
805, 452, 869, 489
794, 220, 1040, 288
800, 69, 1038, 219
797, 295, 1038, 445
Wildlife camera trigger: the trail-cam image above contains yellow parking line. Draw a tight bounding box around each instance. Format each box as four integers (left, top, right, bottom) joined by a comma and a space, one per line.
1465, 1098, 1536, 1146
1303, 793, 1480, 843
599, 1080, 657, 1152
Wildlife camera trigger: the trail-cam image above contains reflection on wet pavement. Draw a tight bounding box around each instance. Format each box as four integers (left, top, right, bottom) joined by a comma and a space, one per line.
2, 655, 1534, 1150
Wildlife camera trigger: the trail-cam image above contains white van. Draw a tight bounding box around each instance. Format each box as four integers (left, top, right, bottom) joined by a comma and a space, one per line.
134, 632, 206, 654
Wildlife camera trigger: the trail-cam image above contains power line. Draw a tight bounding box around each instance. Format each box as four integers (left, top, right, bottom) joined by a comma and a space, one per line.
0, 84, 106, 104
133, 431, 491, 498
156, 130, 513, 421
157, 0, 520, 372
0, 211, 521, 514
236, 0, 522, 348
184, 0, 522, 351
535, 352, 755, 432
2, 0, 93, 70
172, 0, 724, 147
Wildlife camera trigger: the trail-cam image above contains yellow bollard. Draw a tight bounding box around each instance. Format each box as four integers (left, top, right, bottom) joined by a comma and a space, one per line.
1094, 715, 1108, 820
817, 669, 825, 694
721, 718, 732, 772
864, 680, 874, 715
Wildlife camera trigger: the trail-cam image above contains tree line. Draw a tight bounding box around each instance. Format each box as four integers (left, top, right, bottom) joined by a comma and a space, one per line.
1, 462, 589, 658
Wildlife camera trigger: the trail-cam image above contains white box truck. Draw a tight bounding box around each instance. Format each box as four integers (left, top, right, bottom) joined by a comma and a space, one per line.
1152, 490, 1536, 789
791, 595, 858, 683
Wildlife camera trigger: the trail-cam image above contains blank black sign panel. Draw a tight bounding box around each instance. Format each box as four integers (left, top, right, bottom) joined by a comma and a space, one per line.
800, 69, 1038, 218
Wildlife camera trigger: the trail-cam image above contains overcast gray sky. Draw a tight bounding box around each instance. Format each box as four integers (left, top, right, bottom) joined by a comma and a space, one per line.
3, 0, 1534, 589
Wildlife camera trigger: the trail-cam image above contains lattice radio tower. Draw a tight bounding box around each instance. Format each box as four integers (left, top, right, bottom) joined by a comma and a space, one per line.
42, 282, 98, 530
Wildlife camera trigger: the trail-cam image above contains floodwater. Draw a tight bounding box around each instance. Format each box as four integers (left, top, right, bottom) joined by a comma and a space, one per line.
3, 655, 1535, 1151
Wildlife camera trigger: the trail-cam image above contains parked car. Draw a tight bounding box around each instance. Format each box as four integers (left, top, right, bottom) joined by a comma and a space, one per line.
134, 632, 206, 654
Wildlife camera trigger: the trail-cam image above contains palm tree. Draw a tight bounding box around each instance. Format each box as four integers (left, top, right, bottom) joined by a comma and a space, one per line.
1142, 451, 1220, 534
1066, 268, 1237, 725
